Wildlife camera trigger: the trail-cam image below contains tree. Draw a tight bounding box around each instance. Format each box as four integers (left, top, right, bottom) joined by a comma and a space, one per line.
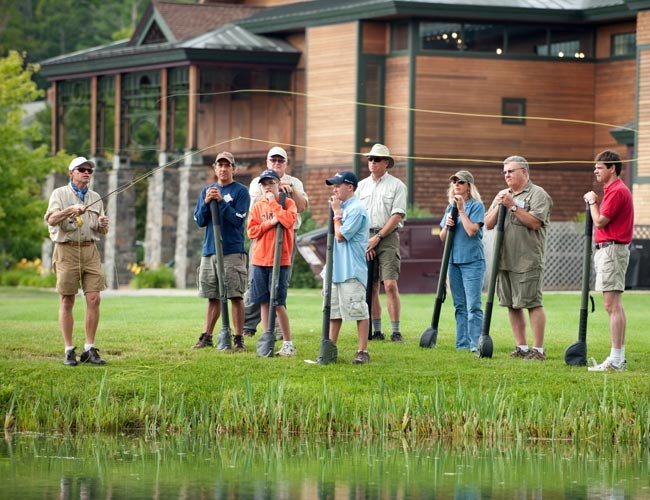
0, 51, 70, 262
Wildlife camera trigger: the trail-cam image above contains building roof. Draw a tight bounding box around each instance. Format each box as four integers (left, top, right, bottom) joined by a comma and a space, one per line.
40, 3, 298, 79
186, 23, 298, 52
239, 0, 633, 33
131, 0, 261, 44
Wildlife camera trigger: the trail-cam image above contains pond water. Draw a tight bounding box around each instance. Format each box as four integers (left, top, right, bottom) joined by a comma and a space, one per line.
1, 434, 648, 499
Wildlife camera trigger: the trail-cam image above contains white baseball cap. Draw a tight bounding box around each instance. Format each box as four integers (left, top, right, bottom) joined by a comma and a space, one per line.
267, 146, 287, 160
68, 156, 96, 171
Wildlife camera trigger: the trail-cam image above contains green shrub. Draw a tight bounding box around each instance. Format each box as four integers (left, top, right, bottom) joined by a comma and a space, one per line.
291, 209, 319, 289
0, 270, 24, 286
131, 266, 175, 289
0, 268, 56, 288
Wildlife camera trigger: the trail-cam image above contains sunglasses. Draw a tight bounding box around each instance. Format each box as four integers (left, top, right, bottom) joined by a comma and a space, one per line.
76, 168, 94, 174
452, 180, 466, 185
269, 158, 286, 164
367, 157, 386, 163
503, 168, 524, 176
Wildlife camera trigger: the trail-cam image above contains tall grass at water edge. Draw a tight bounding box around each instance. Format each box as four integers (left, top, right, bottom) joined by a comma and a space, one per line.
0, 287, 649, 442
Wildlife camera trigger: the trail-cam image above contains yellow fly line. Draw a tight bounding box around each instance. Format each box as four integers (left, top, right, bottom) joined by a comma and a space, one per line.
163, 88, 638, 134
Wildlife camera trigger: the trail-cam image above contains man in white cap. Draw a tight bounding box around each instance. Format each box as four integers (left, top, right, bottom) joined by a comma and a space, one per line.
357, 144, 408, 342
44, 156, 109, 366
243, 146, 309, 337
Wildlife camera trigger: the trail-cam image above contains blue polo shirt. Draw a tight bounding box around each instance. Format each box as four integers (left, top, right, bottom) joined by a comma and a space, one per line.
194, 181, 250, 256
333, 195, 370, 284
440, 198, 485, 264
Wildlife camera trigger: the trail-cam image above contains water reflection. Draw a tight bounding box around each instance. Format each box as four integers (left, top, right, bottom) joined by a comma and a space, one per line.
0, 434, 648, 499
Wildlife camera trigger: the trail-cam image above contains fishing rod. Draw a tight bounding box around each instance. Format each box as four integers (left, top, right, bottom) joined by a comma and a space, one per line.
82, 141, 233, 211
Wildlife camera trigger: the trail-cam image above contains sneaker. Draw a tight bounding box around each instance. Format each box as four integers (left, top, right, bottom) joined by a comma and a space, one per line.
233, 335, 245, 352
276, 342, 297, 357
588, 357, 627, 372
390, 332, 403, 343
64, 347, 77, 366
243, 328, 256, 337
524, 349, 546, 361
370, 331, 385, 341
510, 347, 529, 358
80, 347, 106, 365
193, 333, 213, 349
352, 350, 370, 364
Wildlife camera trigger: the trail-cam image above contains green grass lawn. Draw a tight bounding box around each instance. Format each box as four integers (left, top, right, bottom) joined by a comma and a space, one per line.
0, 287, 648, 441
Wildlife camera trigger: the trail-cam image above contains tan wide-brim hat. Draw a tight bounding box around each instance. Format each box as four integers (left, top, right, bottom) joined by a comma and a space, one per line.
363, 143, 395, 168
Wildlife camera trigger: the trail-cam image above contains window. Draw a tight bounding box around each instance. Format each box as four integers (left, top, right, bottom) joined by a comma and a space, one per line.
362, 61, 383, 145
537, 40, 582, 58
420, 23, 463, 51
502, 98, 526, 125
419, 22, 593, 58
612, 32, 635, 57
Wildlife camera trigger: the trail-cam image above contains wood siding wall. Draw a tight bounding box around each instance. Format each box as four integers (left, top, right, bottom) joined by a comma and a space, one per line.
594, 59, 635, 155
414, 56, 596, 161
304, 22, 358, 167
384, 57, 410, 163
408, 55, 632, 222
637, 12, 650, 223
197, 78, 293, 159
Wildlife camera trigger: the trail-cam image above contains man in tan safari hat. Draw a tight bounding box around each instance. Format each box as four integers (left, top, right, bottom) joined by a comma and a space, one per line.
357, 144, 407, 343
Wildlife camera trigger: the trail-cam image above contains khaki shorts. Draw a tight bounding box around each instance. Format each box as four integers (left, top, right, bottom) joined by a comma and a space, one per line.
330, 279, 369, 321
497, 269, 543, 309
594, 244, 629, 292
372, 231, 401, 282
52, 242, 106, 295
198, 253, 247, 299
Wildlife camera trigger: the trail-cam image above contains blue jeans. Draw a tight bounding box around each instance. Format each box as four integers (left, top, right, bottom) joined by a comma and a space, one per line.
448, 260, 485, 350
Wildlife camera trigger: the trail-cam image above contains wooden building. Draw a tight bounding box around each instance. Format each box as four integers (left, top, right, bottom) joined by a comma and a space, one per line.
40, 0, 649, 287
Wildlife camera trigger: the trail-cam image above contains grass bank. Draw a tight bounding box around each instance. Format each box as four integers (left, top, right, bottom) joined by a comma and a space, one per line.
1, 287, 648, 442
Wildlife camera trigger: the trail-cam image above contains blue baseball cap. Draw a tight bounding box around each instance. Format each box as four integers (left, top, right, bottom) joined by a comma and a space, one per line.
258, 169, 281, 183
325, 171, 358, 188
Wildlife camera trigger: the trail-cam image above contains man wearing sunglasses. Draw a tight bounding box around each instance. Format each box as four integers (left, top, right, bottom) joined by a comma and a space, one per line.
485, 155, 553, 361
44, 156, 110, 366
243, 146, 309, 338
357, 143, 408, 343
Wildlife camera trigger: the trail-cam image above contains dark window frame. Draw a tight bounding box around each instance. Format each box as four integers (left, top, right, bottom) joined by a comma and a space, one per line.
502, 97, 526, 125
611, 32, 636, 57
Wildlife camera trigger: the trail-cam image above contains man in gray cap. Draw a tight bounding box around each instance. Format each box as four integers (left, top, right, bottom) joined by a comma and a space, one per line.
357, 144, 408, 342
44, 156, 109, 366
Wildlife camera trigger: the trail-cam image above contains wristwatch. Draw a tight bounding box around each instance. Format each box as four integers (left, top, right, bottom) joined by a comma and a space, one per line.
510, 205, 518, 213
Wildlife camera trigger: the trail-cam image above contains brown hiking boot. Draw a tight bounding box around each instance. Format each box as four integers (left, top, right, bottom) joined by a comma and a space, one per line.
193, 333, 213, 349
510, 346, 528, 358
524, 349, 546, 361
352, 350, 370, 364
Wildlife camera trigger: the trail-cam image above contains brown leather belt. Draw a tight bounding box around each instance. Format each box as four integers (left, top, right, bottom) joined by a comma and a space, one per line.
58, 240, 95, 247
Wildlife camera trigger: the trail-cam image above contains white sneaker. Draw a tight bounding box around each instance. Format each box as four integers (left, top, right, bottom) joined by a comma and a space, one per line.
276, 342, 296, 357
588, 357, 627, 372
